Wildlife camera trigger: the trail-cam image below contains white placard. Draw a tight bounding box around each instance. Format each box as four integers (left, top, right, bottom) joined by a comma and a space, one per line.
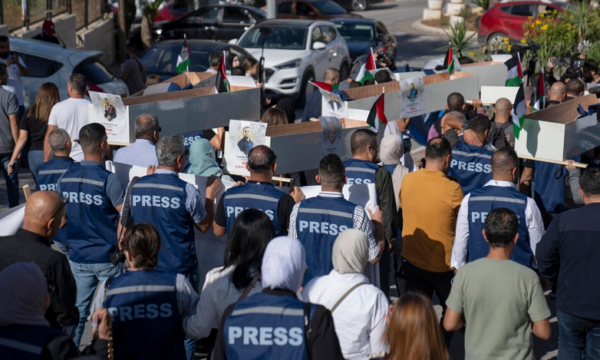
227, 75, 257, 88
491, 54, 512, 62
89, 91, 129, 144
400, 77, 425, 119
480, 86, 519, 105
224, 120, 268, 177
320, 117, 343, 158
0, 205, 25, 236
320, 89, 347, 118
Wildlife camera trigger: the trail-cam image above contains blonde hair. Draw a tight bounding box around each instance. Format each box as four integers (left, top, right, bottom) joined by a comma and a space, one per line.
27, 82, 60, 122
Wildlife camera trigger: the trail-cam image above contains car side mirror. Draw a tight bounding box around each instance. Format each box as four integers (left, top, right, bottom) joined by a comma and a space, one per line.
313, 41, 326, 50
229, 38, 238, 44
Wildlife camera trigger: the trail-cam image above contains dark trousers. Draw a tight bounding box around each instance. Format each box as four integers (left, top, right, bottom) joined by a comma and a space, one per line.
392, 238, 408, 296
379, 242, 391, 299
557, 309, 600, 360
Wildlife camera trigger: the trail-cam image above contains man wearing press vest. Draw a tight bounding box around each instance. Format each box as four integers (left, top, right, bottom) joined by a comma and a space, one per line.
451, 148, 544, 270
57, 123, 126, 347
343, 129, 397, 298
122, 134, 220, 359
213, 145, 303, 237
443, 114, 495, 195
289, 154, 384, 283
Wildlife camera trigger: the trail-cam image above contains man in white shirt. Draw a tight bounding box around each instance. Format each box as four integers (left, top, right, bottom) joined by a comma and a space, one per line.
0, 36, 29, 114
451, 148, 544, 270
43, 74, 91, 162
114, 113, 159, 167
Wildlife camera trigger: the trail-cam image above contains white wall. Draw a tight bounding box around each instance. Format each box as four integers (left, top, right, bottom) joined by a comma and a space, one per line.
77, 16, 115, 65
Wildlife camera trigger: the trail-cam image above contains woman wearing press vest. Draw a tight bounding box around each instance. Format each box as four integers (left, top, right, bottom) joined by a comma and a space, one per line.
89, 223, 200, 360
212, 236, 345, 360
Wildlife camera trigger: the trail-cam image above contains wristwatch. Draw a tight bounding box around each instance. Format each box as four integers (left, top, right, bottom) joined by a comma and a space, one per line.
461, 123, 470, 132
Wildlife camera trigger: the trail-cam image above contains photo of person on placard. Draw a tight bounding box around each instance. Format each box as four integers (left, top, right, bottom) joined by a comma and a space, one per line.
103, 98, 117, 121
237, 126, 254, 155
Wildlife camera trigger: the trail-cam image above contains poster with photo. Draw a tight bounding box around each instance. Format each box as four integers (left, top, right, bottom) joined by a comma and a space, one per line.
89, 91, 130, 144
225, 120, 267, 176
320, 89, 347, 118
320, 116, 343, 157
400, 77, 425, 119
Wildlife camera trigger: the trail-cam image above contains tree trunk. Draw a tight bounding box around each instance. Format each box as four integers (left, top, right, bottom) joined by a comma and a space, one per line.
118, 0, 127, 62
141, 15, 153, 51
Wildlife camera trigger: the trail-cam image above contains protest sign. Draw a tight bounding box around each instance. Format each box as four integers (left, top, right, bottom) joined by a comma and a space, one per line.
89, 92, 130, 144
400, 77, 425, 119
320, 117, 343, 157
225, 120, 268, 177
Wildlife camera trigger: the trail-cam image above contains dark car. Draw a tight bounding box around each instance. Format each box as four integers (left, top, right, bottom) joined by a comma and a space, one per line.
140, 40, 257, 80
330, 18, 389, 61
277, 0, 362, 20
333, 0, 384, 12
156, 5, 266, 42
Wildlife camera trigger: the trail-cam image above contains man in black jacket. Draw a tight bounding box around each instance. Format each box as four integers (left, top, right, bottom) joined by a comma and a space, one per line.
537, 167, 600, 358
0, 191, 79, 335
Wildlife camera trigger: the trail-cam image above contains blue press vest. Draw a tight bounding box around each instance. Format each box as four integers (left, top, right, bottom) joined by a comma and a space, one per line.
130, 173, 196, 274
343, 158, 379, 185
37, 158, 76, 192
223, 183, 285, 235
104, 271, 185, 360
449, 141, 494, 195
224, 292, 315, 360
0, 324, 62, 360
533, 161, 567, 213
467, 185, 533, 267
296, 196, 355, 283
60, 164, 119, 264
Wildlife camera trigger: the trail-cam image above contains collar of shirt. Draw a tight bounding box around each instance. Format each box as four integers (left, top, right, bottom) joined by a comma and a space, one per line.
134, 139, 156, 146
247, 180, 274, 187
262, 288, 297, 297
54, 156, 73, 161
329, 269, 370, 284
15, 228, 51, 247
484, 179, 518, 190
81, 160, 103, 166
154, 169, 178, 175
319, 191, 343, 198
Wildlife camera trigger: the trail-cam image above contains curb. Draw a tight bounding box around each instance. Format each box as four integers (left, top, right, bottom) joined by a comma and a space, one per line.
411, 19, 477, 38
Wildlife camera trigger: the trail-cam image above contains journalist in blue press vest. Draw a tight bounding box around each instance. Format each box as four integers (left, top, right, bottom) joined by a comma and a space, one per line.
90, 223, 201, 360
213, 236, 345, 360
343, 129, 398, 299
289, 153, 384, 283
451, 148, 544, 270
444, 114, 496, 195
56, 123, 126, 347
122, 134, 221, 359
214, 145, 303, 237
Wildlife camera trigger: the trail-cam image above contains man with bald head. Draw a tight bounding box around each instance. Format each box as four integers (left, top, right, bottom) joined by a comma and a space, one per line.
302, 68, 341, 122
0, 191, 79, 333
547, 81, 567, 107
488, 98, 514, 149
114, 113, 160, 167
452, 148, 543, 270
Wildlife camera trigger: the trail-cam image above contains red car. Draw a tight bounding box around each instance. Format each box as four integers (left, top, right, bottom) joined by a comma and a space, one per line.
154, 1, 189, 22
478, 1, 563, 46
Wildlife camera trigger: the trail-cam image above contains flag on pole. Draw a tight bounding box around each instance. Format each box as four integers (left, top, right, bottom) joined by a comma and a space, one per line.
176, 38, 190, 74
366, 93, 387, 131
355, 49, 376, 84
504, 53, 523, 87
310, 81, 339, 92
512, 84, 527, 139
218, 51, 229, 92
534, 69, 545, 111
443, 44, 454, 74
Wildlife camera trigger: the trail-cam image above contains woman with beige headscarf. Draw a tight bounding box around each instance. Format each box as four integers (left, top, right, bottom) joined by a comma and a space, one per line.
379, 134, 410, 210
302, 229, 389, 360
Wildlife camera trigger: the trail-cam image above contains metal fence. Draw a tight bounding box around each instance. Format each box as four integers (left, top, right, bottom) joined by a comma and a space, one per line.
0, 0, 107, 31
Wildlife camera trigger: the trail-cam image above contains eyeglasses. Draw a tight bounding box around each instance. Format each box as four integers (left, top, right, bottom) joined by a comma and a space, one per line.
48, 197, 69, 222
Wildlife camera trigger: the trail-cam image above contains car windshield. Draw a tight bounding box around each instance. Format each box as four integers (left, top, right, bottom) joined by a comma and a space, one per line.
334, 23, 374, 42
141, 43, 212, 74
312, 1, 346, 15
73, 58, 116, 84
239, 26, 308, 50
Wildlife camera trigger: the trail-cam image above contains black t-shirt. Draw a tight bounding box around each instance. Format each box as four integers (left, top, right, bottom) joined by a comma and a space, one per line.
19, 113, 48, 151
214, 181, 295, 236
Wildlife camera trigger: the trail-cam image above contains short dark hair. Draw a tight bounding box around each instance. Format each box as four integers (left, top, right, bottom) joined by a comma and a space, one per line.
349, 80, 362, 89
560, 68, 578, 82
209, 51, 221, 67
583, 59, 599, 73
375, 70, 391, 84
79, 123, 107, 153
248, 145, 276, 173
566, 78, 584, 96
135, 114, 160, 138
350, 129, 377, 155
425, 137, 451, 161
467, 114, 491, 136
123, 223, 162, 270
0, 35, 8, 43
484, 208, 519, 248
491, 148, 518, 174
68, 73, 87, 95
458, 56, 474, 65
319, 154, 345, 187
580, 167, 600, 197
447, 92, 465, 111
363, 79, 376, 86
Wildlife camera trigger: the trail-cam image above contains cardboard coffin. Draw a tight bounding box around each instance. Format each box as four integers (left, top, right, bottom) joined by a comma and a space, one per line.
129, 72, 217, 97
515, 94, 600, 162
461, 61, 508, 88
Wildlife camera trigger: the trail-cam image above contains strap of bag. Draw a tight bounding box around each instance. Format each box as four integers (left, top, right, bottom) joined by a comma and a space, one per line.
120, 176, 140, 227
330, 282, 366, 313
237, 273, 260, 301
304, 302, 313, 360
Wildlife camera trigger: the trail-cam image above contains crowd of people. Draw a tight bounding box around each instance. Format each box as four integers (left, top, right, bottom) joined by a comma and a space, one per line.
0, 31, 599, 360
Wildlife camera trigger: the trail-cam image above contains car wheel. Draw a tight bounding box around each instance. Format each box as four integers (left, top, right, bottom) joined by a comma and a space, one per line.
297, 71, 315, 108
351, 0, 368, 11
487, 32, 508, 53
340, 62, 350, 81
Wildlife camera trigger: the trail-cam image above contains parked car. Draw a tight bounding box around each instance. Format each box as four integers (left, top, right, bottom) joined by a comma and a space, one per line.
478, 0, 563, 46
236, 19, 351, 104
154, 0, 189, 22
277, 0, 362, 20
8, 37, 128, 110
330, 18, 389, 61
140, 39, 256, 80
332, 0, 384, 12
155, 5, 266, 42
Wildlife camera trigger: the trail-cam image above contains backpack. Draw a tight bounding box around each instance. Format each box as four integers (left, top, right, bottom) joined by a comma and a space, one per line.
488, 121, 513, 149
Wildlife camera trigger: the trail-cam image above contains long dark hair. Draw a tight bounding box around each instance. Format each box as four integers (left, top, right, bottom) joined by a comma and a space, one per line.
122, 223, 162, 270
28, 82, 60, 122
223, 209, 275, 290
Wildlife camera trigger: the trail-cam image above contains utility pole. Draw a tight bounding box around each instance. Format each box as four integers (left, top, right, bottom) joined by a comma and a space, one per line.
118, 0, 127, 62
267, 0, 276, 19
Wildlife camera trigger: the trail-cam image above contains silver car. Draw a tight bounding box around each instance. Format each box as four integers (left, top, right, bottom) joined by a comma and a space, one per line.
8, 37, 129, 109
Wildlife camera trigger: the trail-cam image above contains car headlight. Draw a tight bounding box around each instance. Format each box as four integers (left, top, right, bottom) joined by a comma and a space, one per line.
155, 29, 162, 35
276, 59, 302, 69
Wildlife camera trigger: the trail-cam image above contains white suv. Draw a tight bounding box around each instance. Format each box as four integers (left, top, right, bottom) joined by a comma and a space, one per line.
236, 19, 351, 105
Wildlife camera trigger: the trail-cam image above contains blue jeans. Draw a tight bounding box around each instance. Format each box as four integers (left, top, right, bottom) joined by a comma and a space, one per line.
53, 241, 69, 256
558, 309, 600, 360
184, 267, 200, 360
70, 260, 121, 347
0, 152, 19, 207
28, 150, 43, 184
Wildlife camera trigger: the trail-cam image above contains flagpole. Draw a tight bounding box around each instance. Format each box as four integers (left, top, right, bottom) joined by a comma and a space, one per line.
185, 34, 189, 84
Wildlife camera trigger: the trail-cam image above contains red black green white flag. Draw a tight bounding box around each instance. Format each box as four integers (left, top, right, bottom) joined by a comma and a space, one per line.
443, 45, 454, 74
310, 81, 339, 92
367, 93, 387, 131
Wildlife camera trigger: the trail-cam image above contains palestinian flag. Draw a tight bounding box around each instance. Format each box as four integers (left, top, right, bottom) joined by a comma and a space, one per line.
176, 38, 190, 74
310, 81, 339, 92
355, 49, 376, 84
512, 84, 526, 140
443, 45, 454, 74
217, 51, 229, 92
534, 69, 545, 111
366, 93, 387, 131
504, 53, 523, 87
